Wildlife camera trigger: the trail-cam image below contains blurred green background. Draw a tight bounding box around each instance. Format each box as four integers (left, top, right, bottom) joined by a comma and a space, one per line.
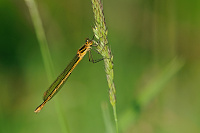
1, 0, 200, 133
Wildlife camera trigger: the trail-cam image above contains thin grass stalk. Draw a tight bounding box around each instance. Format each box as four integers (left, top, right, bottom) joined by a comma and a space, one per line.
91, 0, 118, 132
101, 102, 115, 133
137, 57, 184, 108
25, 0, 69, 132
25, 0, 54, 80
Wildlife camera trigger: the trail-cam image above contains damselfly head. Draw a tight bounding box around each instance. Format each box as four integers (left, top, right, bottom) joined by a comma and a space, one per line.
85, 38, 93, 46
85, 38, 90, 42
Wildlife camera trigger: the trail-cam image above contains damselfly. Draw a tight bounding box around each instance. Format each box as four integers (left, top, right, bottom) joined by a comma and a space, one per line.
35, 38, 96, 113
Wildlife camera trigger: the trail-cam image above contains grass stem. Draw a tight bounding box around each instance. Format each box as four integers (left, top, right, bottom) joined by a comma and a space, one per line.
25, 0, 69, 132
91, 0, 118, 132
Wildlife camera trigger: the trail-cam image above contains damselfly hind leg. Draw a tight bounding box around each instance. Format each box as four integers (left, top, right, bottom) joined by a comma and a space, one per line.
88, 50, 104, 63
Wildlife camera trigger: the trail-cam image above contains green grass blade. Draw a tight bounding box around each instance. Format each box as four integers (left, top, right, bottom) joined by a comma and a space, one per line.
137, 57, 185, 108
25, 0, 54, 81
25, 0, 69, 132
101, 102, 115, 133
